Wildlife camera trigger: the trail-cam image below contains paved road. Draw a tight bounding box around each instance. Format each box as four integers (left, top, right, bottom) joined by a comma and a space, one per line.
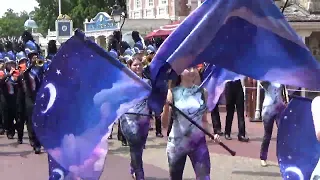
0, 112, 281, 179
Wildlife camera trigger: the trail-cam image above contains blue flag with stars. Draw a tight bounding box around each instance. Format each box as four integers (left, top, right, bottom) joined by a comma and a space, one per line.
149, 0, 320, 114
32, 30, 151, 179
277, 96, 320, 180
200, 64, 243, 111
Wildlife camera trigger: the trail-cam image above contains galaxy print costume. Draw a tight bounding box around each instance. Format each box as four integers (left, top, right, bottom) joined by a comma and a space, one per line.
311, 97, 320, 180
260, 82, 285, 161
167, 85, 210, 180
119, 79, 151, 179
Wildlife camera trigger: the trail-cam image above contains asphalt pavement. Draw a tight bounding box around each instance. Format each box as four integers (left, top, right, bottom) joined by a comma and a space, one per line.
0, 112, 281, 180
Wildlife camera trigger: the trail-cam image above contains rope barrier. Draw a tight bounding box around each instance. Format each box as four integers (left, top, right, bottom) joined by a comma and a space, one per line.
243, 87, 320, 93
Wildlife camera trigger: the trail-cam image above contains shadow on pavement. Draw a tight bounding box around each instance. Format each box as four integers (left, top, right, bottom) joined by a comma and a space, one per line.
0, 142, 19, 147
232, 170, 281, 177
146, 178, 194, 180
146, 142, 167, 149
108, 142, 167, 155
249, 137, 276, 142
0, 150, 34, 157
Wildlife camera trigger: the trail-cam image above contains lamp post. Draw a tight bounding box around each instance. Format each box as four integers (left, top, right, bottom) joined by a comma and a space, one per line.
111, 3, 127, 32
58, 0, 62, 15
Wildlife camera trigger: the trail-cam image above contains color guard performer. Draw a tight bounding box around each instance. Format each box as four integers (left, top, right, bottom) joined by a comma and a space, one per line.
259, 82, 286, 166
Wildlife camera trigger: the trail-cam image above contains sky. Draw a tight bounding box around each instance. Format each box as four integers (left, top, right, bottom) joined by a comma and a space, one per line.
0, 0, 39, 17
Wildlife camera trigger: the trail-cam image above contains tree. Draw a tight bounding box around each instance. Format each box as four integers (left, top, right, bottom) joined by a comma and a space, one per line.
0, 9, 29, 37
33, 0, 115, 35
69, 0, 114, 29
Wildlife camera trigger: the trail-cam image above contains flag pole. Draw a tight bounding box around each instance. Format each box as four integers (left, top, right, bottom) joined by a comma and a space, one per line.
168, 103, 236, 156
282, 0, 290, 13
58, 0, 62, 15
144, 65, 236, 155
252, 0, 291, 121
282, 0, 290, 103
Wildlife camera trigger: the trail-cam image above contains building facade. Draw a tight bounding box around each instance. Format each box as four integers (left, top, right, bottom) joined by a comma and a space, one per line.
278, 0, 320, 97
246, 0, 320, 121
126, 0, 200, 20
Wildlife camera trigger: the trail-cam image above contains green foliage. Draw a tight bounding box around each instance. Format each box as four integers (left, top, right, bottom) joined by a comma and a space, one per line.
34, 0, 114, 35
33, 0, 72, 35
0, 0, 117, 37
0, 9, 29, 37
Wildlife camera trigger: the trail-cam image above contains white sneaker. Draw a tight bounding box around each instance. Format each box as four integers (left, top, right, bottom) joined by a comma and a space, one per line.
261, 160, 267, 167
132, 173, 136, 180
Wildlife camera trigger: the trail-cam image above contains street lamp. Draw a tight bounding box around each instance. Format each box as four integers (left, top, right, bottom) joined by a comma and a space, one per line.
111, 4, 127, 32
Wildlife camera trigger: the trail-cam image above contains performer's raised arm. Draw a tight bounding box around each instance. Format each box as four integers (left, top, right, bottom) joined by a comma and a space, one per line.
312, 96, 320, 142
162, 89, 173, 129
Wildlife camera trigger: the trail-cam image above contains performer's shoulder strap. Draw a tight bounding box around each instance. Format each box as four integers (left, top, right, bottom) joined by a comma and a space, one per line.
170, 88, 175, 111
200, 87, 206, 105
167, 89, 175, 136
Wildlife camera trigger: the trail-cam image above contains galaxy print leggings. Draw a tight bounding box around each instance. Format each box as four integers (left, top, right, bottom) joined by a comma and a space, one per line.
311, 159, 320, 180
120, 116, 150, 180
166, 136, 210, 180
260, 103, 285, 160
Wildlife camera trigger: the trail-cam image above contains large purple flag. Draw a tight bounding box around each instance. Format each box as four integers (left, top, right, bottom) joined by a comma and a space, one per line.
149, 0, 320, 114
201, 65, 243, 111
277, 96, 320, 179
32, 30, 151, 179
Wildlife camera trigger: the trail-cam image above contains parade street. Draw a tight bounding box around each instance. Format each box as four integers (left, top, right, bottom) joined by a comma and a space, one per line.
0, 112, 281, 180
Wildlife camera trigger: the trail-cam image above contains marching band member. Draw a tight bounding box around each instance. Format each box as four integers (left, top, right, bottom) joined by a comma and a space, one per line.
120, 41, 134, 56
21, 36, 45, 154
0, 44, 5, 135
44, 40, 57, 70
132, 31, 145, 54
107, 36, 120, 60
2, 41, 19, 140
15, 41, 29, 144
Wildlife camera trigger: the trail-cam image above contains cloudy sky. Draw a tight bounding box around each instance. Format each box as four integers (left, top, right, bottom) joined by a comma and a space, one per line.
0, 0, 39, 16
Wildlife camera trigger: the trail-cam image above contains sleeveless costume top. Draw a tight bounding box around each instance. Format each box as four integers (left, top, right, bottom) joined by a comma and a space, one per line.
168, 85, 207, 148
119, 79, 150, 136
261, 82, 284, 107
